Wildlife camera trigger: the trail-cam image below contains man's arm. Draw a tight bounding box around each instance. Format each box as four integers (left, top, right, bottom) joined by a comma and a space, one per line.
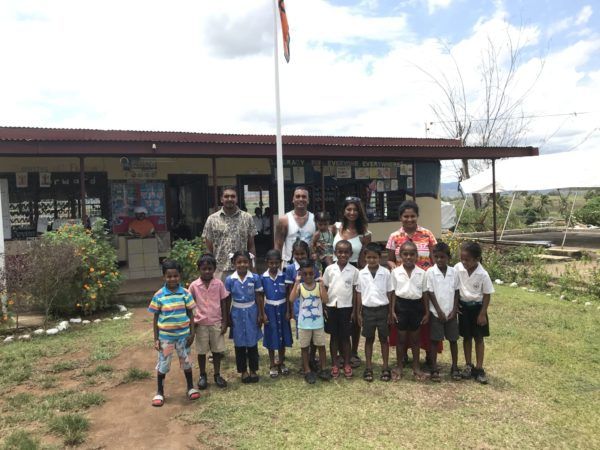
205, 238, 214, 254
274, 216, 288, 251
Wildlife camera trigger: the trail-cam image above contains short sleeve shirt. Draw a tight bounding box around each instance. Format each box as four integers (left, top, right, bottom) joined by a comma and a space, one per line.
454, 262, 495, 303
188, 278, 229, 325
202, 208, 257, 272
297, 283, 325, 330
129, 219, 155, 238
426, 265, 459, 317
225, 271, 263, 304
356, 266, 393, 307
147, 284, 195, 341
322, 263, 359, 308
261, 271, 287, 301
386, 226, 437, 270
390, 265, 427, 300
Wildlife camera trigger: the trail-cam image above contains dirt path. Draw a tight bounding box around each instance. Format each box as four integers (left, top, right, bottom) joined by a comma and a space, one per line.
83, 308, 208, 450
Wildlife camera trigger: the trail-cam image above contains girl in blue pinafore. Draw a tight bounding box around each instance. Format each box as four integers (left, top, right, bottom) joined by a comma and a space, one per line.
261, 249, 293, 378
225, 251, 265, 384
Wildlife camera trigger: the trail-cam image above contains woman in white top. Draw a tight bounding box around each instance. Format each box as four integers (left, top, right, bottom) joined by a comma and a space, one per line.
332, 196, 372, 367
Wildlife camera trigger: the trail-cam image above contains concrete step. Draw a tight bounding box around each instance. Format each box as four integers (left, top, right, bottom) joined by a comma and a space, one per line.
547, 247, 583, 258
534, 254, 573, 262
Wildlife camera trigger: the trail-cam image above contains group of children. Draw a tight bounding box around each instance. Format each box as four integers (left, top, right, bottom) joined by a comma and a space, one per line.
148, 236, 494, 406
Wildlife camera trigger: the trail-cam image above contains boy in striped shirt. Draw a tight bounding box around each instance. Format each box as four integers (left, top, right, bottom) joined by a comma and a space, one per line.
148, 260, 200, 407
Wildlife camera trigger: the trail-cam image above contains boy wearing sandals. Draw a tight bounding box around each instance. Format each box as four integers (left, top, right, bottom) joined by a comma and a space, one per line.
426, 242, 461, 382
148, 260, 200, 407
355, 243, 394, 382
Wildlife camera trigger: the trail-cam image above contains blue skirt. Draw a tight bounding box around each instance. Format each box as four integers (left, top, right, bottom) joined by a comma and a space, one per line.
263, 302, 293, 350
230, 303, 263, 347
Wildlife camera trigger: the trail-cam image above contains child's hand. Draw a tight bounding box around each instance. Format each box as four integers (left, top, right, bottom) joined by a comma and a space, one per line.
262, 313, 269, 325
295, 274, 302, 283
220, 323, 228, 335
447, 310, 457, 321
356, 314, 363, 328
477, 312, 488, 326
437, 310, 447, 322
390, 312, 397, 325
154, 340, 161, 351
186, 335, 194, 348
420, 312, 429, 325
285, 310, 291, 321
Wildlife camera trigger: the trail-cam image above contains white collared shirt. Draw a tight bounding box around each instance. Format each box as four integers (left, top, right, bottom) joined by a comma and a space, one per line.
426, 264, 459, 317
391, 264, 426, 300
454, 262, 494, 303
356, 265, 392, 307
323, 262, 359, 308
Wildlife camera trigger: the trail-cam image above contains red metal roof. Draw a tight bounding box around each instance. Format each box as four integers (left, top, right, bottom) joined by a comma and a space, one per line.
0, 126, 538, 159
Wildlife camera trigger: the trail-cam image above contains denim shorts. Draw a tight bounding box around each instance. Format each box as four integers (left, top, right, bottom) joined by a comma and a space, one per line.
156, 337, 192, 374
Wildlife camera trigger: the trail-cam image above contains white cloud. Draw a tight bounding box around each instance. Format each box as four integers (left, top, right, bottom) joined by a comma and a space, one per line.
547, 4, 593, 37
427, 0, 453, 15
0, 0, 598, 181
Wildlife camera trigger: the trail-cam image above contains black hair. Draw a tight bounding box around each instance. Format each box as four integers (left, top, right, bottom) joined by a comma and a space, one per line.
432, 242, 451, 257
265, 248, 282, 261
399, 240, 418, 253
461, 241, 482, 260
197, 253, 217, 269
221, 186, 237, 196
364, 242, 382, 255
231, 250, 252, 263
293, 186, 309, 195
398, 200, 419, 217
341, 198, 368, 235
291, 240, 311, 262
335, 239, 352, 252
298, 259, 314, 270
161, 259, 182, 275
314, 211, 331, 223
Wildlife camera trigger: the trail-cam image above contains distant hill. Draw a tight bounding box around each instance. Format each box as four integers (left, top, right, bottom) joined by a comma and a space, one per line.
441, 181, 462, 199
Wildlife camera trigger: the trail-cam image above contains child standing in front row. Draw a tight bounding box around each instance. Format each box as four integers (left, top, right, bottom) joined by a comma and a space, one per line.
426, 242, 461, 382
225, 251, 266, 384
455, 241, 494, 384
148, 260, 200, 407
356, 243, 394, 382
390, 241, 429, 381
289, 259, 331, 384
188, 253, 229, 390
261, 249, 293, 378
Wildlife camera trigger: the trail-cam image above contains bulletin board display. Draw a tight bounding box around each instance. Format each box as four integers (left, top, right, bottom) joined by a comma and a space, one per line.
110, 181, 167, 234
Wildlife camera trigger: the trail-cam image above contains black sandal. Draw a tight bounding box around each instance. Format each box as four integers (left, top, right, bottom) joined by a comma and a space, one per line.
431, 370, 441, 382
363, 368, 374, 382
380, 368, 391, 382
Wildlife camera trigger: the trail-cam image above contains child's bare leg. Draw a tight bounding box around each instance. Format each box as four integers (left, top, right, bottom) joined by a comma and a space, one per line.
463, 338, 473, 366
430, 341, 440, 372
365, 336, 375, 370
396, 330, 408, 371
380, 336, 390, 369
351, 324, 361, 358
329, 335, 339, 367
341, 336, 351, 366
278, 348, 286, 365
268, 349, 276, 368
197, 355, 207, 375
449, 341, 458, 369
301, 347, 310, 374
318, 345, 327, 370
474, 337, 485, 369
409, 330, 424, 376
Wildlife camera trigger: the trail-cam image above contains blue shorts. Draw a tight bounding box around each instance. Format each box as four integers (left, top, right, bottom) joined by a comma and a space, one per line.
156, 337, 192, 374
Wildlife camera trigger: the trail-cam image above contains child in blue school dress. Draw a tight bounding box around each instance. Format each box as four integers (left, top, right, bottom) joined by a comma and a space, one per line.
261, 249, 293, 378
225, 251, 266, 384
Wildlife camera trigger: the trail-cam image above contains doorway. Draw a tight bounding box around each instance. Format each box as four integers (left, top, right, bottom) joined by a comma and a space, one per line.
167, 174, 208, 240
238, 175, 273, 255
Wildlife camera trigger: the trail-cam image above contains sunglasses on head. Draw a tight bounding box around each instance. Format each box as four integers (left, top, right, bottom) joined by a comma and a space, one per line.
345, 196, 360, 202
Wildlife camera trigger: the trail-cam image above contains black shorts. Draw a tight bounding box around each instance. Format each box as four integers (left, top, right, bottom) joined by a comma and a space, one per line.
361, 305, 390, 339
324, 306, 353, 338
458, 301, 490, 339
394, 298, 424, 332
430, 314, 459, 342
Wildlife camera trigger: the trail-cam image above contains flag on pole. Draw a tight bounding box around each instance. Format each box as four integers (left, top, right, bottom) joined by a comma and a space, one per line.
278, 0, 290, 63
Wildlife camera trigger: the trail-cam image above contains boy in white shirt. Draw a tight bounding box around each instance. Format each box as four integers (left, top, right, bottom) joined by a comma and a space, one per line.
426, 242, 460, 382
390, 241, 429, 381
455, 241, 494, 384
356, 243, 394, 382
322, 240, 359, 379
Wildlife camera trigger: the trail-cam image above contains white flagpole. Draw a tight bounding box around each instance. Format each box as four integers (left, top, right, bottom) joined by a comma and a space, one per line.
0, 180, 6, 318
273, 0, 285, 218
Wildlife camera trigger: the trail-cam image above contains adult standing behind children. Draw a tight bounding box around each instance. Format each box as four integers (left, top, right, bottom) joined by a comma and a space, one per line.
202, 186, 257, 281
386, 200, 438, 364
331, 197, 371, 367
275, 186, 316, 263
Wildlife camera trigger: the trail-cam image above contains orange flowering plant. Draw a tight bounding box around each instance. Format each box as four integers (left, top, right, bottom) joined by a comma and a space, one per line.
166, 236, 206, 286
44, 219, 121, 314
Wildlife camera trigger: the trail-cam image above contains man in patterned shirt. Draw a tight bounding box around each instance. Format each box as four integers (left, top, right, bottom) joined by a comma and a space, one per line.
202, 186, 257, 281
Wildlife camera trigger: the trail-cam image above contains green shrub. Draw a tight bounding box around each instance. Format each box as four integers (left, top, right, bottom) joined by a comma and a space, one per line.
44, 219, 121, 315
49, 413, 89, 446
123, 367, 151, 383
1, 430, 40, 450
575, 196, 600, 226
167, 236, 206, 286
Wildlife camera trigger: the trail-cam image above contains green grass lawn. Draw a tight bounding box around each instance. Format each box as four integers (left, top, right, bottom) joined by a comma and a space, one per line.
0, 287, 598, 449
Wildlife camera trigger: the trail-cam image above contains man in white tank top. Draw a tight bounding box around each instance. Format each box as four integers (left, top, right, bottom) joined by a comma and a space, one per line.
275, 186, 316, 263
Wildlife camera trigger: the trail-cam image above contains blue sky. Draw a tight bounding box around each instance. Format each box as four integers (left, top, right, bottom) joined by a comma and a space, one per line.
0, 0, 598, 180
